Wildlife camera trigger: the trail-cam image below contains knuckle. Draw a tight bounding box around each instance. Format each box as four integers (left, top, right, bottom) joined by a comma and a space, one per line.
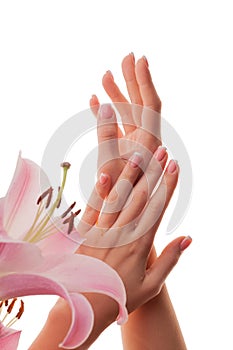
98, 124, 117, 141
133, 189, 148, 203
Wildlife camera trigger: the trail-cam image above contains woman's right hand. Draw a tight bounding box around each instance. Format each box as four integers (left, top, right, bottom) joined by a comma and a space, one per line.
78, 139, 191, 315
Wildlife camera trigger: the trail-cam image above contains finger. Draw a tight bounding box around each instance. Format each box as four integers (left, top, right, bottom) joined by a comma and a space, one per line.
102, 70, 136, 134
97, 103, 119, 168
114, 146, 168, 227
140, 106, 161, 145
121, 53, 143, 128
134, 159, 179, 244
90, 95, 123, 138
102, 70, 128, 103
97, 152, 143, 229
135, 56, 162, 113
77, 173, 112, 233
121, 53, 143, 106
143, 236, 192, 296
90, 94, 100, 117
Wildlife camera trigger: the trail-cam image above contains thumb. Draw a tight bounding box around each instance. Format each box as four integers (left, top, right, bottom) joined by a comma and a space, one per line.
144, 236, 192, 296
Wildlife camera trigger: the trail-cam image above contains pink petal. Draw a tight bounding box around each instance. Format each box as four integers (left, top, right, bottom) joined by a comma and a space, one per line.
0, 322, 21, 350
37, 254, 128, 325
37, 218, 85, 256
0, 198, 5, 232
0, 240, 43, 274
60, 293, 94, 349
3, 154, 50, 239
0, 274, 94, 349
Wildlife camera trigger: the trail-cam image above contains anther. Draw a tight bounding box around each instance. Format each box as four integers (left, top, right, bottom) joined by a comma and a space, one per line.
7, 298, 17, 314
61, 202, 76, 219
45, 187, 53, 209
61, 162, 71, 169
68, 212, 75, 235
37, 187, 53, 205
74, 209, 81, 217
63, 212, 75, 234
16, 300, 24, 320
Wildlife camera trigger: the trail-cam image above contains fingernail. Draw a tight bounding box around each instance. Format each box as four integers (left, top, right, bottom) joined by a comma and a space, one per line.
106, 70, 113, 78
99, 173, 108, 185
180, 236, 192, 252
130, 52, 135, 62
155, 146, 167, 161
129, 152, 142, 168
142, 55, 149, 67
99, 104, 114, 119
167, 160, 178, 174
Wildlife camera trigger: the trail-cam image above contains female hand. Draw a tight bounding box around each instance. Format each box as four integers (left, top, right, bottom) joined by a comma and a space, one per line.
78, 141, 190, 315
90, 53, 162, 185
79, 54, 191, 350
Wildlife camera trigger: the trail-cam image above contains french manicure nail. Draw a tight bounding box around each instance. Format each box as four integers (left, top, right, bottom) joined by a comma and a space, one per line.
167, 160, 178, 174
129, 152, 142, 168
99, 104, 114, 119
99, 173, 108, 185
155, 146, 167, 161
180, 236, 192, 252
106, 70, 113, 78
130, 52, 135, 62
142, 55, 149, 67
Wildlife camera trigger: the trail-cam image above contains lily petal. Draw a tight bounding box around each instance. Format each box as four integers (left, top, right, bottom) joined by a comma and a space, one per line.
0, 274, 94, 349
37, 218, 85, 256
0, 322, 21, 350
0, 240, 43, 275
36, 254, 128, 325
3, 154, 49, 239
60, 293, 94, 349
0, 198, 5, 232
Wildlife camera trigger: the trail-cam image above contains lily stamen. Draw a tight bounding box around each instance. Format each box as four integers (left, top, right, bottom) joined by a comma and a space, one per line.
37, 187, 52, 205
45, 187, 53, 209
62, 209, 81, 235
61, 201, 76, 219
6, 298, 17, 314
0, 298, 24, 328
56, 186, 61, 208
23, 162, 80, 243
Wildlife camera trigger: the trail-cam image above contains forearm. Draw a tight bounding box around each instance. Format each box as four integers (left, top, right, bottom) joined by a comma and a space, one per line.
29, 294, 118, 350
121, 286, 187, 350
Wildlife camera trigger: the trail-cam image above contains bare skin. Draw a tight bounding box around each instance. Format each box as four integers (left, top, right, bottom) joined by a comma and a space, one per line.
29, 54, 191, 350
88, 54, 190, 350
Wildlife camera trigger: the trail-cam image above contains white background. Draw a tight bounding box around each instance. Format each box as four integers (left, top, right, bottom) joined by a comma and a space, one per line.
0, 1, 232, 349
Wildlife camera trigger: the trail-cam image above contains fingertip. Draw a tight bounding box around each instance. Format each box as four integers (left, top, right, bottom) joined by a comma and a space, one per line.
102, 70, 114, 85
154, 146, 167, 162
180, 235, 192, 252
142, 55, 149, 67
166, 159, 179, 174
136, 55, 149, 70
98, 103, 116, 121
95, 172, 112, 199
90, 94, 99, 106
99, 172, 110, 185
122, 52, 135, 67
90, 95, 100, 118
161, 160, 179, 196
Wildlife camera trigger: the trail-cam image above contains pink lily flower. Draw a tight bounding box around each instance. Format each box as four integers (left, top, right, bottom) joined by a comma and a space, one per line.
0, 154, 128, 349
0, 322, 21, 350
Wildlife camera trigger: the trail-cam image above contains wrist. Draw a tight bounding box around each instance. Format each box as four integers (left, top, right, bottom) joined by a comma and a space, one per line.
50, 294, 118, 350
